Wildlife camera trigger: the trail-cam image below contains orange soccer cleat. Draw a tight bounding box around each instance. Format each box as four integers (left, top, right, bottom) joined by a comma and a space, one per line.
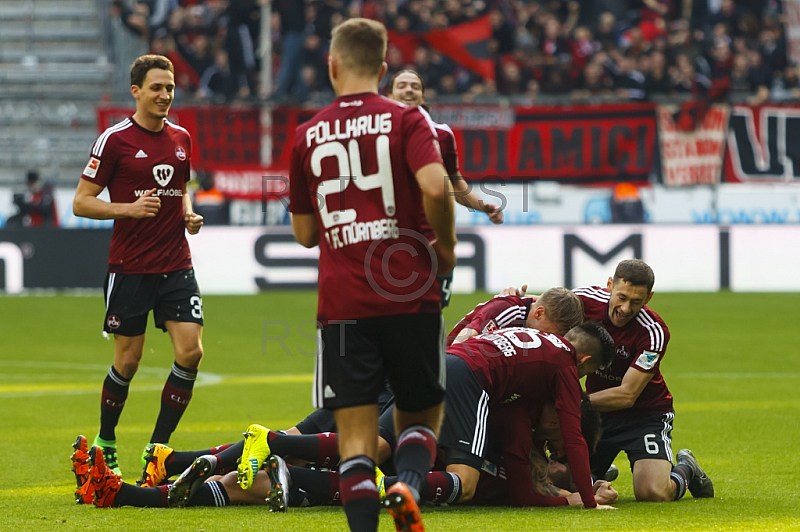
383, 482, 426, 532
89, 446, 123, 508
70, 435, 93, 504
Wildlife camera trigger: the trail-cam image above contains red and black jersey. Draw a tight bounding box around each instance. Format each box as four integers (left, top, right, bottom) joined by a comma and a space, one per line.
448, 327, 596, 508
447, 295, 534, 346
82, 117, 193, 274
574, 286, 673, 417
289, 92, 444, 323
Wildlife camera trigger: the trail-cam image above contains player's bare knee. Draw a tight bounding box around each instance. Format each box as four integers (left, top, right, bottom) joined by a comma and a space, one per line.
175, 345, 203, 369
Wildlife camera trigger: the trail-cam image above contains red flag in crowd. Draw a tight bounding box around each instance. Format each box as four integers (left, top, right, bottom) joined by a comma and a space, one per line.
424, 15, 495, 81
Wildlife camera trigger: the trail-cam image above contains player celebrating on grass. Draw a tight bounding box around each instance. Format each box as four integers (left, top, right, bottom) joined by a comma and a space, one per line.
285, 17, 456, 532
73, 54, 205, 477
576, 259, 713, 501
502, 259, 714, 502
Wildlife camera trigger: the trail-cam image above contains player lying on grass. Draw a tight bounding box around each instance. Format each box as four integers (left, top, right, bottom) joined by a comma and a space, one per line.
69, 395, 618, 510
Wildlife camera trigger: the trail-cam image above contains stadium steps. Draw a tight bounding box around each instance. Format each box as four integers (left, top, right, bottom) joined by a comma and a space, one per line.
0, 0, 110, 185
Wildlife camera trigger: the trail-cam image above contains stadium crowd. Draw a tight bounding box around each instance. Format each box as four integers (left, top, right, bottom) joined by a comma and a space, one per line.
110, 0, 794, 105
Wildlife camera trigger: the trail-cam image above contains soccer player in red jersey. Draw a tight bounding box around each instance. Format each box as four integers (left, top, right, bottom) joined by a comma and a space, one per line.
73, 54, 205, 477
284, 18, 457, 532
387, 69, 502, 308
500, 259, 714, 501
426, 323, 615, 509
574, 259, 714, 501
447, 287, 582, 345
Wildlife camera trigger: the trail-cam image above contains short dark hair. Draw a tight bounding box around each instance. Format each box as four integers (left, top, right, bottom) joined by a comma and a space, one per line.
613, 259, 655, 293
130, 54, 174, 87
565, 320, 615, 370
580, 392, 602, 454
389, 69, 425, 93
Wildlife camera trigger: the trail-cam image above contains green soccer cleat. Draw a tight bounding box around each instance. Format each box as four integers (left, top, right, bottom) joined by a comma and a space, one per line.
237, 424, 271, 490
265, 454, 291, 512
92, 435, 121, 477
168, 455, 218, 508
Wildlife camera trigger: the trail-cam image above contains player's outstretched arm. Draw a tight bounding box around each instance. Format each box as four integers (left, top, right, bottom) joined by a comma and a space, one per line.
291, 213, 320, 248
416, 162, 457, 275
73, 179, 161, 220
449, 171, 504, 224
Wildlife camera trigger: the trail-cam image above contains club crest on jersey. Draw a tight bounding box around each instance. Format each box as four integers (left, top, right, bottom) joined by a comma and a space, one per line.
106, 315, 121, 329
636, 350, 659, 370
175, 146, 186, 161
153, 164, 174, 187
616, 345, 630, 359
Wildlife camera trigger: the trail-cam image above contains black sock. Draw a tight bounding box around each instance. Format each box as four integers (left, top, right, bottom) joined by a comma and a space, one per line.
269, 431, 339, 467
287, 465, 340, 505
671, 464, 691, 500
113, 483, 166, 507
394, 425, 437, 498
212, 440, 245, 473
340, 456, 380, 532
185, 481, 230, 507
150, 362, 197, 443
99, 366, 131, 441
169, 443, 234, 477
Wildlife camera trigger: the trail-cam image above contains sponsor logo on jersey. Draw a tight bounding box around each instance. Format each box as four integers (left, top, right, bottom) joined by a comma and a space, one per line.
106, 314, 121, 329
135, 149, 148, 158
616, 345, 630, 359
153, 164, 174, 187
175, 146, 186, 161
134, 188, 183, 197
501, 393, 521, 404
635, 350, 659, 370
83, 157, 100, 178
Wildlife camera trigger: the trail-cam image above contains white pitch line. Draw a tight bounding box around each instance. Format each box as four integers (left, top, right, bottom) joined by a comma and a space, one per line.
668, 372, 800, 379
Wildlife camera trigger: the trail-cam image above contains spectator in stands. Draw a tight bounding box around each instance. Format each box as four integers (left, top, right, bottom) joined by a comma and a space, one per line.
609, 182, 646, 223
6, 170, 58, 228
222, 0, 260, 97
644, 50, 673, 96
271, 0, 309, 103
198, 49, 245, 103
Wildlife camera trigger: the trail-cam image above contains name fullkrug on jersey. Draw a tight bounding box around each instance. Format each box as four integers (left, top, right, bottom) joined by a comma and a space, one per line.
134, 189, 183, 197
306, 113, 393, 147
324, 218, 399, 249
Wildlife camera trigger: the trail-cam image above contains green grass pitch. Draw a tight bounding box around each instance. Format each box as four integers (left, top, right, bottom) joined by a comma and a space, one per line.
1, 291, 799, 531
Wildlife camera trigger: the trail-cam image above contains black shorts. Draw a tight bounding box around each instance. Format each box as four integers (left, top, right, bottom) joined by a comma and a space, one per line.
102, 267, 203, 337
297, 380, 395, 435
438, 354, 490, 469
590, 411, 676, 477
312, 313, 445, 413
